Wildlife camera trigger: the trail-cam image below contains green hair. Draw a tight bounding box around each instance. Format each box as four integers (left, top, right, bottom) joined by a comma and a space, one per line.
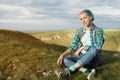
80, 9, 94, 21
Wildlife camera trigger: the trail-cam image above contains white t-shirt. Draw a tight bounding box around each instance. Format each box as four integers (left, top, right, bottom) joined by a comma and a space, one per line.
81, 31, 91, 53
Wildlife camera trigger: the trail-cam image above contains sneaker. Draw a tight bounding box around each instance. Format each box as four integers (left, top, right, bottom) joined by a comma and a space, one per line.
56, 68, 71, 80
55, 69, 62, 78
87, 69, 96, 80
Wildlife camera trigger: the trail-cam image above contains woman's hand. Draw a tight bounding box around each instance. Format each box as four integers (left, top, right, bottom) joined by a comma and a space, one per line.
74, 47, 82, 57
74, 46, 86, 57
57, 49, 72, 66
81, 46, 87, 50
57, 54, 64, 66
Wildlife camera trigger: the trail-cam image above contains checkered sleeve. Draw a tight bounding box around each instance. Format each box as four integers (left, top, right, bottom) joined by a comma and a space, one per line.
68, 30, 82, 52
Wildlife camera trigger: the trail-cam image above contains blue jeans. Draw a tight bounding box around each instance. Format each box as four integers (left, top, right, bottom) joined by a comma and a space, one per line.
63, 47, 101, 67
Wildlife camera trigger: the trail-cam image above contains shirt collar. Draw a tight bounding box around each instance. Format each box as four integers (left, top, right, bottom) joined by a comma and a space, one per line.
83, 23, 96, 32
91, 23, 96, 31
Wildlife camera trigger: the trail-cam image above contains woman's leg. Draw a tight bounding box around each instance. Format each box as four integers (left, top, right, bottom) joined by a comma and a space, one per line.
76, 47, 97, 67
89, 50, 101, 66
63, 56, 79, 67
58, 48, 97, 79
63, 47, 97, 70
63, 53, 85, 67
71, 47, 97, 74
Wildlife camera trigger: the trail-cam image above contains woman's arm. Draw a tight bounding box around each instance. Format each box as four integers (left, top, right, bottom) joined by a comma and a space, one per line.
57, 49, 72, 66
74, 46, 87, 57
69, 30, 82, 52
57, 29, 82, 66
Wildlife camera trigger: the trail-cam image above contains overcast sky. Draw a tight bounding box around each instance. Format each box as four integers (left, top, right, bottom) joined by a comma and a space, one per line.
0, 0, 120, 32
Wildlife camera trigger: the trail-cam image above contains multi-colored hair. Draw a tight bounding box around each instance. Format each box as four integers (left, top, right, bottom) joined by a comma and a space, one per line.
79, 9, 94, 21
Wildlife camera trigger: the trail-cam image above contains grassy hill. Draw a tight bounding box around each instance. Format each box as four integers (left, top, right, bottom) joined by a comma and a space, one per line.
0, 29, 66, 80
0, 29, 120, 80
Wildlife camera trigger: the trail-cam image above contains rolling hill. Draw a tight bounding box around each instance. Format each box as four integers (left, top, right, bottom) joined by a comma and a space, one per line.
0, 29, 120, 80
0, 29, 66, 80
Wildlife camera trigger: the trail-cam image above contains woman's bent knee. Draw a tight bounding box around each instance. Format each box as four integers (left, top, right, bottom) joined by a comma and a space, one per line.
89, 47, 97, 56
63, 56, 69, 64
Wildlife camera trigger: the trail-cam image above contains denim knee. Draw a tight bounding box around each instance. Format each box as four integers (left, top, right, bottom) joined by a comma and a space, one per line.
63, 56, 69, 64
63, 56, 76, 67
89, 47, 97, 57
76, 47, 98, 67
63, 56, 71, 67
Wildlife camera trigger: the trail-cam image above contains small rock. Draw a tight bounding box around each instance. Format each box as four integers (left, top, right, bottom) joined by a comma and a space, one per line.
114, 53, 120, 57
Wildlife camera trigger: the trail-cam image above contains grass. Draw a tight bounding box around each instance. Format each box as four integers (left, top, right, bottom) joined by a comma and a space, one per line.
0, 29, 120, 80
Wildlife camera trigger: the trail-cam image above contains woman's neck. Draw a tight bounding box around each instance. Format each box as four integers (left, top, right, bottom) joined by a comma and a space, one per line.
85, 23, 92, 31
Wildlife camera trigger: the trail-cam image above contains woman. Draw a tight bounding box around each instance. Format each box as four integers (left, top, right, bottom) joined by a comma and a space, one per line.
57, 9, 104, 80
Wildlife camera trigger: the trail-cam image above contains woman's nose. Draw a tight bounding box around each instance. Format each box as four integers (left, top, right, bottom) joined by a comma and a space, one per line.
82, 20, 85, 23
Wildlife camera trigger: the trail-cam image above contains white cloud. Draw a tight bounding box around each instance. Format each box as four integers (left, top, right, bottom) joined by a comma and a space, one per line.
92, 6, 120, 16
0, 5, 30, 19
0, 4, 48, 19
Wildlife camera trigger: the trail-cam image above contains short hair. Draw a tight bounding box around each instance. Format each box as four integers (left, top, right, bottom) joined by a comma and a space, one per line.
79, 9, 94, 21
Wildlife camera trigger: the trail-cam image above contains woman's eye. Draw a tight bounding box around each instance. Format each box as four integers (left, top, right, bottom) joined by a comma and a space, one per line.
84, 17, 87, 19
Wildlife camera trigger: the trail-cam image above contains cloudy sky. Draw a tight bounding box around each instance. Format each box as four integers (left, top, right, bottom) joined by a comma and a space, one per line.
0, 0, 120, 32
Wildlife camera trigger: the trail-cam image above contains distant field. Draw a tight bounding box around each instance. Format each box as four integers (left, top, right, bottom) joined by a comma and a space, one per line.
30, 30, 120, 51
30, 30, 75, 47
0, 29, 120, 80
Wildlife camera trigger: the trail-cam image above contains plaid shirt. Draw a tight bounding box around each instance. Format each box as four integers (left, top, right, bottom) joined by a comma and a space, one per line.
69, 23, 104, 52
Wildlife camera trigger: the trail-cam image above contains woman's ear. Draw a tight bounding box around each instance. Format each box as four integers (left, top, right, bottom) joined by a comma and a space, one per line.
90, 16, 93, 21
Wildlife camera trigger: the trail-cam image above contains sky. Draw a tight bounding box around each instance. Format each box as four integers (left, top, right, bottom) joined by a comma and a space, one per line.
0, 0, 120, 32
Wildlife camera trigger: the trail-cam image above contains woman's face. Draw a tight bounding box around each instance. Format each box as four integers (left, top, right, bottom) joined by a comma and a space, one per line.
80, 12, 92, 27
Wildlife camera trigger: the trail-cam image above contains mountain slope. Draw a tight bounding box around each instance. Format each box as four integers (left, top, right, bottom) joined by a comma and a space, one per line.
0, 29, 66, 80
0, 29, 120, 80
